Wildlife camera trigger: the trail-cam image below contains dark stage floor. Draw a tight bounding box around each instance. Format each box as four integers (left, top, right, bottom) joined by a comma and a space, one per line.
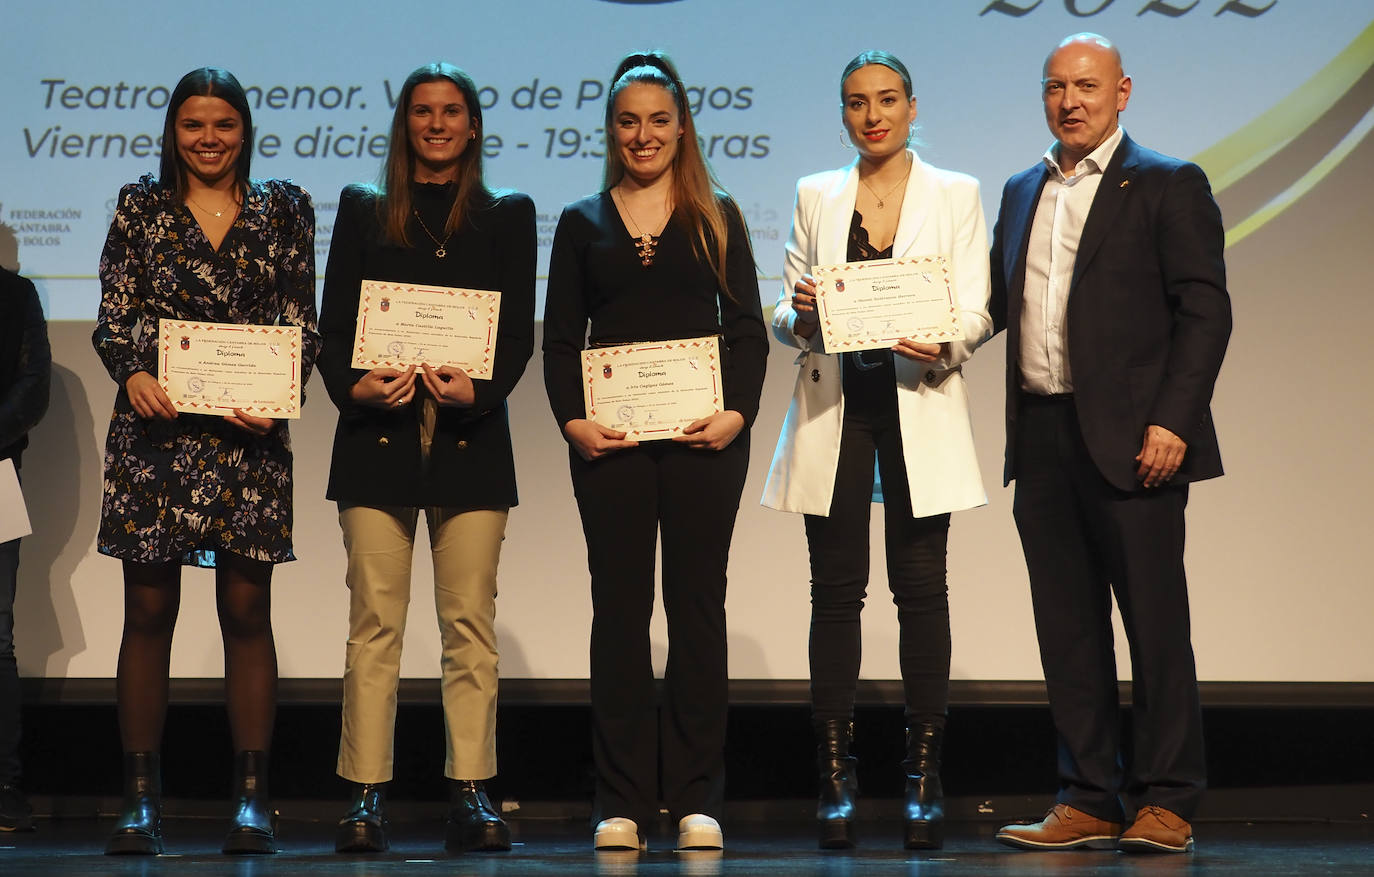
3, 813, 1372, 876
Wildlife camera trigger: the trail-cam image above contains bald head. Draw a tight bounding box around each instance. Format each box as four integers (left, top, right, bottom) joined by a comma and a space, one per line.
1044, 32, 1123, 80
1041, 32, 1132, 173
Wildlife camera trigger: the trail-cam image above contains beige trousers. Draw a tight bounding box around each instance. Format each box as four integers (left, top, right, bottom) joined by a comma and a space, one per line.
336, 502, 507, 782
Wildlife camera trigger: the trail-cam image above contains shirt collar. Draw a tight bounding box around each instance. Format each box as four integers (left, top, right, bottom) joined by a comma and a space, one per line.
1041, 125, 1125, 182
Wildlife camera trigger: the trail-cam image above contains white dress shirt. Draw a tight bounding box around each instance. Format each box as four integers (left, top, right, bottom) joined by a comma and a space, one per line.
1018, 125, 1125, 395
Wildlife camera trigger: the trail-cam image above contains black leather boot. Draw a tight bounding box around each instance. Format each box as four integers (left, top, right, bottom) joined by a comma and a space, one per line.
903, 721, 945, 850
815, 719, 858, 849
444, 780, 511, 852
335, 782, 389, 853
222, 750, 278, 854
105, 751, 163, 855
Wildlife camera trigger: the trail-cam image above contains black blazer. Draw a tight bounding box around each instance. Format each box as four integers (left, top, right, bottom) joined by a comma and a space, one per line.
317, 183, 536, 508
989, 133, 1232, 492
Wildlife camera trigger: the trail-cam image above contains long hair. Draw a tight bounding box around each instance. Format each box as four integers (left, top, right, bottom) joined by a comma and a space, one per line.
601, 50, 748, 300
158, 67, 253, 197
378, 62, 490, 246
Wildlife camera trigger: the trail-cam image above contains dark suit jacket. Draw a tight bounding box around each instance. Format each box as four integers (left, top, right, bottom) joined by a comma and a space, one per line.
317, 184, 536, 509
989, 133, 1232, 492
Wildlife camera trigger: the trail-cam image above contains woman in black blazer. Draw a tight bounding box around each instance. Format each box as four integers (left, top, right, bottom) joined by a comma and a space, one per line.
317, 62, 535, 855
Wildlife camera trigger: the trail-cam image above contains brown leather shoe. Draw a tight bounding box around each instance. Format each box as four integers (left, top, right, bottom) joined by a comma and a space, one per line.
996, 803, 1122, 850
1118, 805, 1194, 853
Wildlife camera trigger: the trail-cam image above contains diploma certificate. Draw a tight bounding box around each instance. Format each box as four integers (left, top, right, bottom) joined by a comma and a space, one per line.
351, 280, 500, 379
812, 255, 964, 352
158, 320, 302, 418
582, 336, 722, 441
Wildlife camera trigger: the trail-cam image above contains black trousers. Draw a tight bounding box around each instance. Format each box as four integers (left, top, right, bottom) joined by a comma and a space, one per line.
804, 355, 951, 726
1012, 393, 1206, 822
570, 434, 750, 829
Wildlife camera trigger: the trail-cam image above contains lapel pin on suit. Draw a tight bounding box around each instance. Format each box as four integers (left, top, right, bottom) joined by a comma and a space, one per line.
1120, 180, 1131, 188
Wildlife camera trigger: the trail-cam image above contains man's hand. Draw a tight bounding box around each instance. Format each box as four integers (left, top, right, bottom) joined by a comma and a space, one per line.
1136, 424, 1187, 488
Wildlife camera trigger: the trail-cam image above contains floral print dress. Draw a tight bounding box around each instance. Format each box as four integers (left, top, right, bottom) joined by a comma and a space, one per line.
94, 174, 320, 567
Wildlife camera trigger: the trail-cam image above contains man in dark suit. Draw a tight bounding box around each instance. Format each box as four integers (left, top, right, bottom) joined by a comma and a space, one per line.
988, 34, 1231, 854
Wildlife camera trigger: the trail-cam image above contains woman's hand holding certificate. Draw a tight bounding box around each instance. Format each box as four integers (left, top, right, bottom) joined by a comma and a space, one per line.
157, 319, 303, 419
351, 280, 500, 378
811, 255, 964, 353
581, 336, 723, 441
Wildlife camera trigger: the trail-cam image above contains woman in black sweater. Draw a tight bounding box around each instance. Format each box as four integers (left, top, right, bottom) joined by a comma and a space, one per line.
542, 51, 766, 852
317, 62, 534, 855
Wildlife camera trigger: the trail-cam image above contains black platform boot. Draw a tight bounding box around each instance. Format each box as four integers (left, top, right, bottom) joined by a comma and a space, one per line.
105, 751, 163, 855
815, 719, 858, 849
222, 750, 278, 854
335, 782, 389, 853
444, 780, 511, 853
903, 721, 945, 850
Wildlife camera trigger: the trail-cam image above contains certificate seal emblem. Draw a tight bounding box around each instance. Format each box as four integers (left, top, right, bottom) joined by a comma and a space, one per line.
835, 279, 846, 293
847, 317, 864, 333
379, 297, 391, 312
180, 336, 191, 351
617, 405, 635, 423
186, 376, 204, 394
603, 364, 613, 379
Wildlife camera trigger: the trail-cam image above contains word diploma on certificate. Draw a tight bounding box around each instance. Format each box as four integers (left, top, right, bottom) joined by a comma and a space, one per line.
582, 336, 722, 441
812, 255, 964, 353
351, 280, 500, 379
159, 320, 302, 418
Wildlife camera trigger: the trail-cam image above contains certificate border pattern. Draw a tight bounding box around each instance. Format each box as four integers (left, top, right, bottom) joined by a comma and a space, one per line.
159, 320, 301, 416
352, 280, 498, 376
581, 336, 721, 439
814, 255, 962, 351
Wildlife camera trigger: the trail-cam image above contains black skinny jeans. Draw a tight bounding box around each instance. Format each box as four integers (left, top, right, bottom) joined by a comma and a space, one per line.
804, 354, 951, 727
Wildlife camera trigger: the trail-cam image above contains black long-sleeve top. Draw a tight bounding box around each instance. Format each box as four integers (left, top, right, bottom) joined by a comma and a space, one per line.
0, 268, 51, 465
542, 192, 767, 430
318, 182, 536, 508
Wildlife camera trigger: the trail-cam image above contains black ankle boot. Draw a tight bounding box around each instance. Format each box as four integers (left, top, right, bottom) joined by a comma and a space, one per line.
815, 719, 858, 849
444, 780, 511, 853
105, 751, 163, 855
335, 782, 389, 853
222, 750, 278, 854
903, 721, 945, 850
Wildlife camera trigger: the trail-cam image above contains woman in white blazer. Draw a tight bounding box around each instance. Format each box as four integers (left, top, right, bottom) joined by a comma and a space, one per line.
761, 51, 992, 851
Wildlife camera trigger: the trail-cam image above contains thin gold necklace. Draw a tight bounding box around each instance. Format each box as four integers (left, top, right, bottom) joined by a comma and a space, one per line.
613, 187, 669, 268
412, 210, 454, 259
858, 154, 912, 210
187, 192, 239, 219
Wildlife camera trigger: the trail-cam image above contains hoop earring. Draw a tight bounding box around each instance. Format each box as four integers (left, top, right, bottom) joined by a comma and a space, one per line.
839, 129, 854, 149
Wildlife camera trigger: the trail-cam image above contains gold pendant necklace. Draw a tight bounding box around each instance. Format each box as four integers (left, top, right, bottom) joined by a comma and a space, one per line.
187, 193, 238, 219
613, 187, 669, 268
412, 210, 454, 259
859, 154, 913, 210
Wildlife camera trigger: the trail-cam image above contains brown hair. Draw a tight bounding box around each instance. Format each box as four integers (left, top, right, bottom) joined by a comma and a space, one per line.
602, 50, 749, 299
378, 62, 490, 246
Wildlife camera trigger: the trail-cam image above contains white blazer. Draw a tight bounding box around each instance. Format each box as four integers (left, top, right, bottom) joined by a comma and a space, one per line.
760, 151, 992, 518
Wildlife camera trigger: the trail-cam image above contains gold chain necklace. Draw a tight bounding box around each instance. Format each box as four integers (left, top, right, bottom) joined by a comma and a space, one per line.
412, 210, 454, 259
858, 154, 912, 210
187, 192, 239, 219
613, 187, 669, 268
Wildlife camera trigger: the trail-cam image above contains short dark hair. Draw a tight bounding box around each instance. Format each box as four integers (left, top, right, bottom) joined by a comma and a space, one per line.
159, 67, 254, 196
840, 50, 914, 101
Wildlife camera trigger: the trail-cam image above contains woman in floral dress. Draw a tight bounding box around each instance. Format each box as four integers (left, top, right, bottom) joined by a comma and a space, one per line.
93, 67, 319, 857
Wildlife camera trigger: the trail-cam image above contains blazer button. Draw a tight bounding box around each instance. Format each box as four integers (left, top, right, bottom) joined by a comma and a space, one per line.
456, 440, 469, 450
925, 371, 939, 385
378, 436, 389, 446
